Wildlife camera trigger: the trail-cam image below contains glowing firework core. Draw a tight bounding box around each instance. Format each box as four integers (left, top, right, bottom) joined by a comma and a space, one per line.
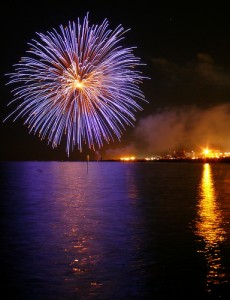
73, 79, 84, 90
5, 14, 147, 155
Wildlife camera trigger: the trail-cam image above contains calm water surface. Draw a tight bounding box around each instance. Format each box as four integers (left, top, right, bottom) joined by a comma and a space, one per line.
0, 161, 229, 299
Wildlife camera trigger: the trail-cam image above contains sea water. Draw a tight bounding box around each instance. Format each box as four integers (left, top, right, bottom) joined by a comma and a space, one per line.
0, 161, 229, 299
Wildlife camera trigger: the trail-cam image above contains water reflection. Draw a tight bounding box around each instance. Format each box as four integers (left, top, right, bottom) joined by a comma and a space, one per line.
196, 163, 226, 291
50, 162, 140, 298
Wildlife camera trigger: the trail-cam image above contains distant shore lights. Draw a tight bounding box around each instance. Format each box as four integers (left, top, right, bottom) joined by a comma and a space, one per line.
120, 156, 136, 161
118, 147, 230, 161
202, 148, 220, 159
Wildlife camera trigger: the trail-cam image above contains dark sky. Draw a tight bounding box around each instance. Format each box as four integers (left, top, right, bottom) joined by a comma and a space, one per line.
1, 1, 230, 160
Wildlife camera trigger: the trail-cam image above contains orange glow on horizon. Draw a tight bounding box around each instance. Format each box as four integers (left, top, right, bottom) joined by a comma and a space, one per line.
201, 147, 220, 159
114, 147, 230, 161
120, 156, 136, 161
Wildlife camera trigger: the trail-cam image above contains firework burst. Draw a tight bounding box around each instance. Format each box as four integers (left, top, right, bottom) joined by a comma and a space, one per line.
5, 14, 147, 156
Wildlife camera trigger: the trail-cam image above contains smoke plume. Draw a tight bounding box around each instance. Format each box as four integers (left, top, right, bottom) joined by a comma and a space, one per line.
105, 53, 230, 158
106, 104, 230, 158
134, 104, 230, 155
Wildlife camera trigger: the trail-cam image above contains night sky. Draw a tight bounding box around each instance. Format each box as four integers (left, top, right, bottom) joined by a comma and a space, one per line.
1, 1, 230, 160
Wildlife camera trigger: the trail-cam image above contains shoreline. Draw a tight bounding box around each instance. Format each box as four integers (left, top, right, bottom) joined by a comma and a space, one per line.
1, 158, 230, 163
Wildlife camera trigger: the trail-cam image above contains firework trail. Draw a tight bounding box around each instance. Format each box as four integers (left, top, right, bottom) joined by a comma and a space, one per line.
5, 14, 147, 155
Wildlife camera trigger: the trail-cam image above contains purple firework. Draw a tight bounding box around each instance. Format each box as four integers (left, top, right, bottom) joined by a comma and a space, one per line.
5, 14, 147, 155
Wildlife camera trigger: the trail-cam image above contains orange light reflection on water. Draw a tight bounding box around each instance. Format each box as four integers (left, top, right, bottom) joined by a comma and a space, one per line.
196, 163, 226, 291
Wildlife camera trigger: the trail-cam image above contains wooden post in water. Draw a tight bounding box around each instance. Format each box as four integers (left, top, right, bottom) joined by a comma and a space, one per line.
86, 154, 89, 172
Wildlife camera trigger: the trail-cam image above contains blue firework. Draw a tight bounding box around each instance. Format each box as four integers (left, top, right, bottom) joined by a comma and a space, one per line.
5, 14, 147, 155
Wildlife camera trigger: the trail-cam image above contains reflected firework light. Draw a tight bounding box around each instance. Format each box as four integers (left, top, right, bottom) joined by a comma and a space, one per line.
5, 14, 147, 156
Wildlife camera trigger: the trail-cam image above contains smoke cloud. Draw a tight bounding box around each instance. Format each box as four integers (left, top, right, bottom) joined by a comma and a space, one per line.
105, 104, 230, 158
134, 104, 230, 155
151, 53, 230, 88
105, 53, 230, 158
